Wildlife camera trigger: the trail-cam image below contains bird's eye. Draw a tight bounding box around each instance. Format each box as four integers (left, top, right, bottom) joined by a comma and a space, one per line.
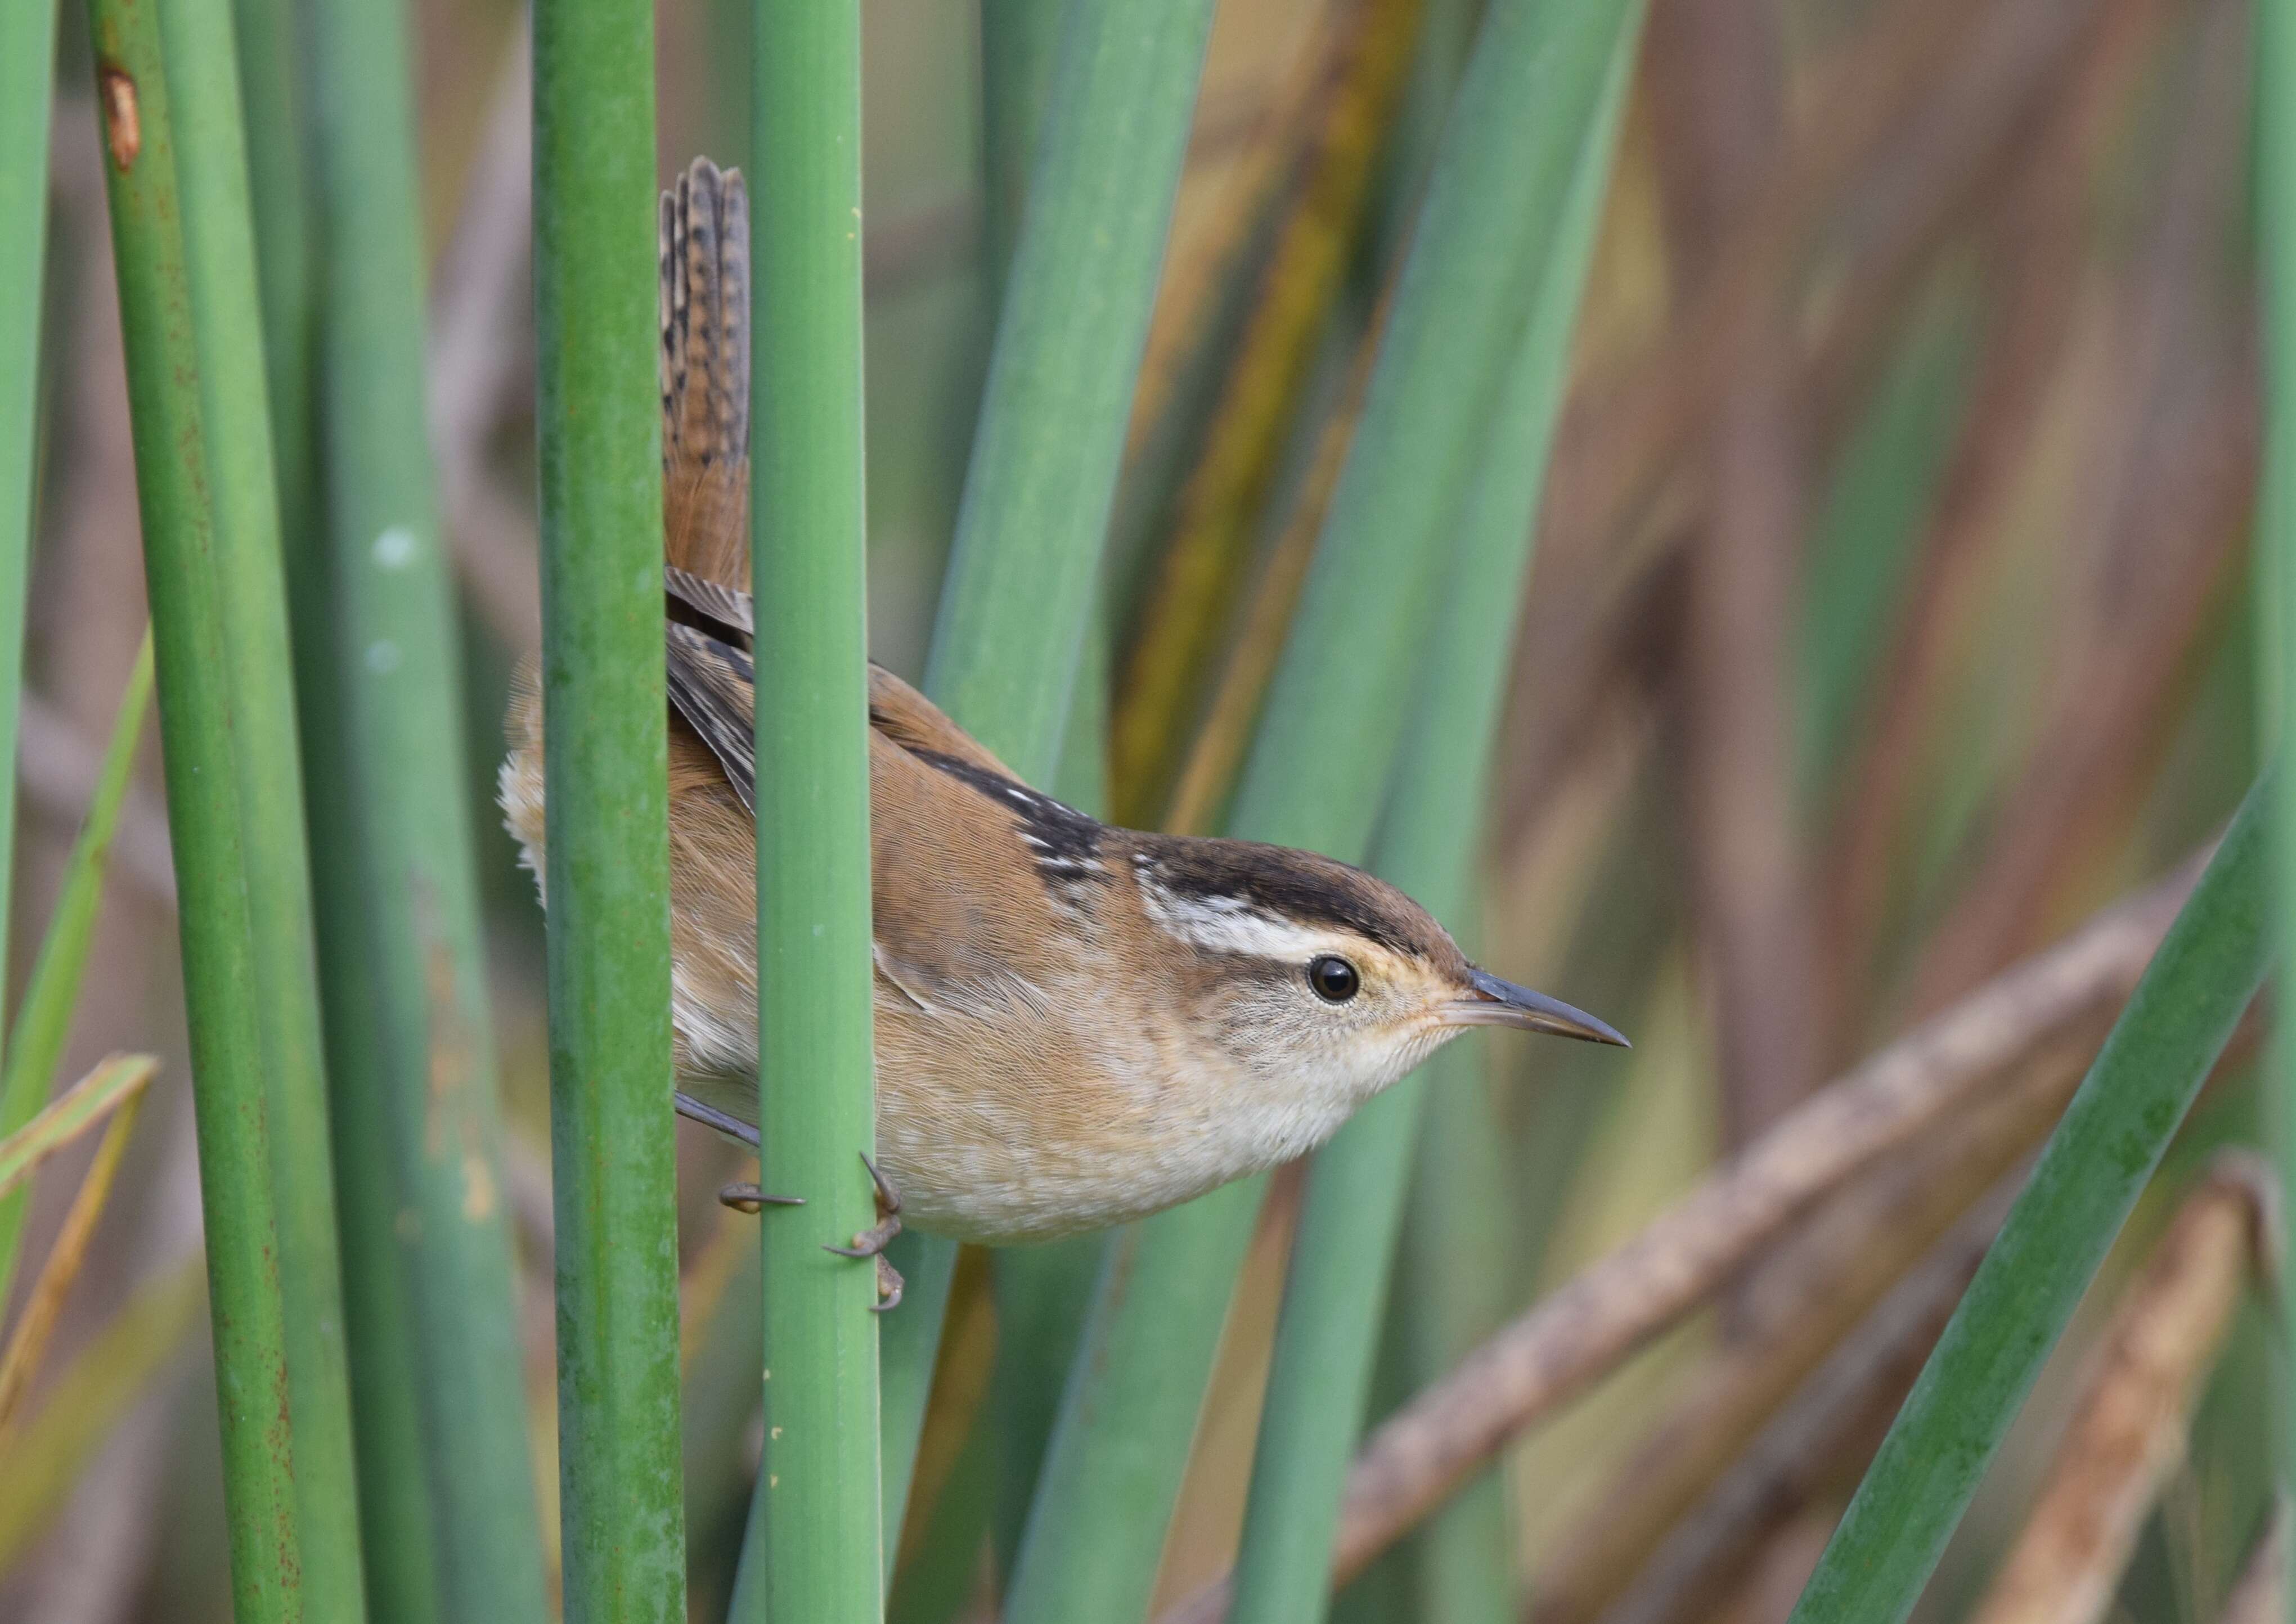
1306, 955, 1359, 1003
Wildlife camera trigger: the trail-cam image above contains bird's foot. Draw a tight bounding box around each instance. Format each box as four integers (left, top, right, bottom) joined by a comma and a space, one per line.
824, 1154, 905, 1311
870, 1254, 904, 1312
717, 1182, 804, 1214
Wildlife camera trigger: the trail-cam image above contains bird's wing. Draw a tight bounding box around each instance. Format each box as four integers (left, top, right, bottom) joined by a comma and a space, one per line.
661, 158, 751, 590
663, 564, 1019, 787
664, 611, 1021, 784
665, 563, 754, 642
665, 622, 758, 809
662, 620, 1085, 1025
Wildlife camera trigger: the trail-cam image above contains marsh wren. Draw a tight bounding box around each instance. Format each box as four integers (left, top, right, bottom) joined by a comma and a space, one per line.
500, 159, 1625, 1301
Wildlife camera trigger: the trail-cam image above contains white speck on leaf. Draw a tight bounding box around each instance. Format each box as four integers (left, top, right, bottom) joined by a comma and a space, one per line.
372, 525, 419, 569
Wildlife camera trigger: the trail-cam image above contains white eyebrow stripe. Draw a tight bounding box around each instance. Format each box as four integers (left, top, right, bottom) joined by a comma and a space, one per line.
1137, 879, 1346, 961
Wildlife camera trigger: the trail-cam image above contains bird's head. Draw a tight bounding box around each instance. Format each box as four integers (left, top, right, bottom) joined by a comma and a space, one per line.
1127, 836, 1626, 1114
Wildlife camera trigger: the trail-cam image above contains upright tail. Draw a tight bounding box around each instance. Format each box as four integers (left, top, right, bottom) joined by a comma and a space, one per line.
659, 157, 751, 590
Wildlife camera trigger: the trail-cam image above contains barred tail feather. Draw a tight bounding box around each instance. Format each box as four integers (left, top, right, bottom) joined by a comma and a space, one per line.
660, 156, 751, 588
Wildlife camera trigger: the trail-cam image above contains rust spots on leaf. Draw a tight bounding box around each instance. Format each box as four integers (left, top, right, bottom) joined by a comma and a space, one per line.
98, 66, 141, 171
419, 887, 498, 1223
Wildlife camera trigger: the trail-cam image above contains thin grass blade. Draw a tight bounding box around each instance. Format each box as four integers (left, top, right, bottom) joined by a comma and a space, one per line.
0, 635, 152, 1302
0, 1054, 157, 1207
0, 1253, 206, 1573
1784, 774, 2273, 1624
0, 1086, 147, 1429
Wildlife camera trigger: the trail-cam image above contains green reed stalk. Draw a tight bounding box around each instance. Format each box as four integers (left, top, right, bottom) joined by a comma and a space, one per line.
162, 0, 378, 1609
231, 0, 443, 1608
978, 0, 1065, 302
880, 0, 1220, 1538
0, 0, 49, 1101
305, 0, 549, 1616
1225, 16, 1637, 1618
227, 0, 314, 555
1001, 4, 1639, 1618
923, 0, 1216, 757
728, 5, 880, 1621
0, 634, 151, 1309
84, 2, 323, 1614
2256, 7, 2296, 1619
1786, 775, 2272, 1624
533, 2, 684, 1617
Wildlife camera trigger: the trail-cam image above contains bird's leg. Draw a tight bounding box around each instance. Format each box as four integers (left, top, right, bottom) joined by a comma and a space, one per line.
824, 1153, 905, 1311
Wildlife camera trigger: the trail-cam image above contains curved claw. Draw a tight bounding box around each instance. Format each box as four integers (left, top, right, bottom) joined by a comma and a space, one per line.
869, 1255, 904, 1312
718, 1181, 803, 1214
859, 1153, 902, 1216
812, 1152, 907, 1308
824, 1215, 902, 1259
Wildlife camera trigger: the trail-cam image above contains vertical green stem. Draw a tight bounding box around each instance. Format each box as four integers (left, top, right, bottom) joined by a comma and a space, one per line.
0, 0, 61, 1301
227, 0, 313, 552
978, 0, 1066, 302
226, 5, 447, 1609
0, 0, 50, 1096
731, 3, 880, 1622
162, 0, 372, 1610
306, 0, 549, 1616
2257, 7, 2296, 1619
83, 2, 308, 1614
533, 2, 684, 1618
924, 0, 1216, 759
881, 0, 1219, 1538
1225, 19, 1637, 1619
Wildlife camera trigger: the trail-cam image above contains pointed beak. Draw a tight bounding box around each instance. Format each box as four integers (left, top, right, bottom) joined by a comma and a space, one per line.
1443, 969, 1630, 1047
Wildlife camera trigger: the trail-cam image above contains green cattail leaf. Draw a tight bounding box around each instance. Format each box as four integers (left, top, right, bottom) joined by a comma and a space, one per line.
1786, 775, 2272, 1623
